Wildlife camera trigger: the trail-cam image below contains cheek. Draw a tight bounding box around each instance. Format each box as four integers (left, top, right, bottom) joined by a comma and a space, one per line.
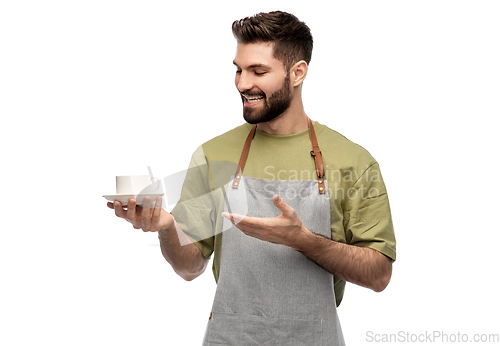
264, 75, 287, 94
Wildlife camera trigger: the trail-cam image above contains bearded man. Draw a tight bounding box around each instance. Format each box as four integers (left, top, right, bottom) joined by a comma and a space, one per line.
109, 11, 396, 346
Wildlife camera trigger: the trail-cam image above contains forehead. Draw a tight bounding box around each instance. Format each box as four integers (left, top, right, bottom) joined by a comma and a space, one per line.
233, 42, 284, 69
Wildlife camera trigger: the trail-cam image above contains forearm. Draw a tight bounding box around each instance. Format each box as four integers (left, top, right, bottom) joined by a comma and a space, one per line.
158, 221, 208, 281
294, 230, 392, 292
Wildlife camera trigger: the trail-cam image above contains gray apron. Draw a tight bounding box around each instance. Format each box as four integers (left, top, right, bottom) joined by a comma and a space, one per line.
203, 120, 345, 346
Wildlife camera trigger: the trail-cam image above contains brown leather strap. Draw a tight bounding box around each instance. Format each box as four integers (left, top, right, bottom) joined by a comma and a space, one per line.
232, 120, 325, 194
232, 125, 257, 188
308, 118, 326, 194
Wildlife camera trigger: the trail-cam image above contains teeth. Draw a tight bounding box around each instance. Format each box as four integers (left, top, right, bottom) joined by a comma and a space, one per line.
243, 95, 264, 102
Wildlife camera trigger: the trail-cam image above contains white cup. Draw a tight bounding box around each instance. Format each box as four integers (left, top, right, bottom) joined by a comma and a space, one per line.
116, 175, 160, 195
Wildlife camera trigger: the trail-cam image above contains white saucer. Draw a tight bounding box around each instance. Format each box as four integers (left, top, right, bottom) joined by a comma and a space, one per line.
103, 193, 164, 206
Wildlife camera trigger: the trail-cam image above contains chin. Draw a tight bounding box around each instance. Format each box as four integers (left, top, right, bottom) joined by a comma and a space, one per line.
243, 109, 282, 125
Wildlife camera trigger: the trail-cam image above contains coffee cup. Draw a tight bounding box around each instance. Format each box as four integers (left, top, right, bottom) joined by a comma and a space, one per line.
116, 175, 161, 195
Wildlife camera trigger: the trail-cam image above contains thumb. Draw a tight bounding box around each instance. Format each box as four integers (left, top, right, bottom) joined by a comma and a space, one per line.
273, 195, 294, 217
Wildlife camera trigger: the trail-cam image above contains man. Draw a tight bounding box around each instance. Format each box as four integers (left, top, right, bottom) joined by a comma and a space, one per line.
108, 11, 396, 345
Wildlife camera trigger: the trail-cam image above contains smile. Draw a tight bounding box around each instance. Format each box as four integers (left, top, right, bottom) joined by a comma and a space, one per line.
242, 94, 264, 105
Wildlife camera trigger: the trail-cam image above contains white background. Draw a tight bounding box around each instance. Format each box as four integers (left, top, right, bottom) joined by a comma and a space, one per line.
1, 1, 499, 345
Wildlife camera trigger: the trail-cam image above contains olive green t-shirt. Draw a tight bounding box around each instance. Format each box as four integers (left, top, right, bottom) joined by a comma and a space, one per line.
171, 122, 396, 306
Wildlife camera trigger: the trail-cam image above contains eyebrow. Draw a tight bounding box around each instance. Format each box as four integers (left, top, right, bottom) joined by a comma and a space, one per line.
233, 61, 272, 70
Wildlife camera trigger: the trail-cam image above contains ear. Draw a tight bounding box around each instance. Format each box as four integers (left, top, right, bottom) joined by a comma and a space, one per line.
291, 60, 308, 87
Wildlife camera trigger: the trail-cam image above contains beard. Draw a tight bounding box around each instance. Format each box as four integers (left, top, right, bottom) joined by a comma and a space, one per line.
242, 73, 293, 125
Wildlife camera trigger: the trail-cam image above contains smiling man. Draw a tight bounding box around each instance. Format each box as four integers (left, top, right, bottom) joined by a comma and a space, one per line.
234, 44, 295, 125
109, 11, 396, 345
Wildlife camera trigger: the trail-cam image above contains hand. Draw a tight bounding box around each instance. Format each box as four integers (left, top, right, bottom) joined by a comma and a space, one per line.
107, 196, 174, 232
221, 194, 309, 247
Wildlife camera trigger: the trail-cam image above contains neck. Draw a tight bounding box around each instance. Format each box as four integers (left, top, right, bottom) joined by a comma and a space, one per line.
256, 89, 310, 135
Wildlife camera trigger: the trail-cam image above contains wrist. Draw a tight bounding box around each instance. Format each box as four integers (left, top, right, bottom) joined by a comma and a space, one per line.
158, 220, 175, 240
290, 226, 314, 251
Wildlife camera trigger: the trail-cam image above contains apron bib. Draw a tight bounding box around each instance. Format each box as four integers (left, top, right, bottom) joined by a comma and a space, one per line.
203, 120, 345, 346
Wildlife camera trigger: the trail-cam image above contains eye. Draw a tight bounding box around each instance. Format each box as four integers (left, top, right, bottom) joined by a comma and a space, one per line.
254, 71, 266, 76
235, 69, 242, 74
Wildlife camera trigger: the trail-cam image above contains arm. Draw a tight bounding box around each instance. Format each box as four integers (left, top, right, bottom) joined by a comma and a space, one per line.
108, 196, 209, 281
223, 194, 392, 292
158, 220, 209, 281
293, 231, 393, 292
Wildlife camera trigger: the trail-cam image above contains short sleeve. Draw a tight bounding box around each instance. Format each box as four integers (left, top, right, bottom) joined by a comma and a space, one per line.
343, 162, 396, 261
170, 146, 217, 259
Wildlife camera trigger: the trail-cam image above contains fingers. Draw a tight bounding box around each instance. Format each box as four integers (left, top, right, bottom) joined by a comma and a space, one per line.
112, 198, 139, 225
141, 196, 153, 231
221, 212, 240, 225
141, 196, 163, 232
113, 200, 126, 218
111, 197, 162, 232
222, 212, 264, 228
222, 212, 271, 241
126, 198, 137, 220
273, 194, 295, 218
152, 196, 162, 220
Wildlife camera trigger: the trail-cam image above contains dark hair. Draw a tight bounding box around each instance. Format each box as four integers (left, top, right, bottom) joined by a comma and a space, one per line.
232, 11, 313, 70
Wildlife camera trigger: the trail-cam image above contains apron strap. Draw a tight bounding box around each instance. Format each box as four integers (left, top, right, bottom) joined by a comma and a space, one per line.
232, 125, 257, 189
308, 118, 326, 194
232, 119, 325, 194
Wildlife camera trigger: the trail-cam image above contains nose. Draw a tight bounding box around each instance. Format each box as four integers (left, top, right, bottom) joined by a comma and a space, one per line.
235, 71, 254, 93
